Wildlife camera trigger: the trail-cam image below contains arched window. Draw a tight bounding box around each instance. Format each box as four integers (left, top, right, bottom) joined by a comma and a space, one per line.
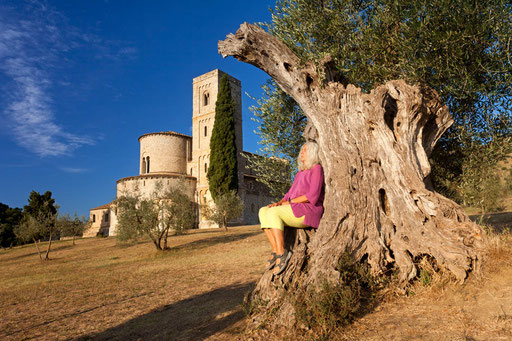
203, 92, 210, 106
204, 163, 207, 173
146, 156, 150, 173
142, 158, 146, 174
204, 126, 207, 137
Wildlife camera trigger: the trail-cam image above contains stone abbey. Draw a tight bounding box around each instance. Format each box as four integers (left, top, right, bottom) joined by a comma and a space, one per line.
85, 69, 273, 236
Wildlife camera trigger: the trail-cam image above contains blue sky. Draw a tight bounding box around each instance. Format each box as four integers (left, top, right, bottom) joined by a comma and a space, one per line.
0, 0, 275, 216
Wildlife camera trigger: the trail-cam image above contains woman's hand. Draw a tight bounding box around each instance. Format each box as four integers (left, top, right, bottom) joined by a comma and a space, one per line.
268, 199, 286, 208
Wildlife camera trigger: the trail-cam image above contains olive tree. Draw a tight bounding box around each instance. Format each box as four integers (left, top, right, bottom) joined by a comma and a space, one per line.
217, 0, 511, 329
15, 191, 58, 260
203, 190, 243, 231
57, 213, 88, 246
115, 183, 195, 250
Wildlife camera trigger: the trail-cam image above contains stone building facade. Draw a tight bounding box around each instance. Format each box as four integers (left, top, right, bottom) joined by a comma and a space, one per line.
83, 203, 111, 237
88, 69, 273, 236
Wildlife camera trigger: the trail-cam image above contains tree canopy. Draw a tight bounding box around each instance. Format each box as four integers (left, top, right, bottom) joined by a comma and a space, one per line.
207, 74, 239, 200
245, 79, 306, 199
23, 190, 57, 219
203, 190, 243, 231
115, 182, 195, 250
57, 213, 88, 245
16, 190, 58, 260
0, 203, 22, 248
255, 0, 511, 199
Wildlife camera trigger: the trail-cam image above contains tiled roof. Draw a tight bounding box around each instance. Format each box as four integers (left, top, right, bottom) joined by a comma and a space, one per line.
138, 131, 191, 141
90, 203, 111, 211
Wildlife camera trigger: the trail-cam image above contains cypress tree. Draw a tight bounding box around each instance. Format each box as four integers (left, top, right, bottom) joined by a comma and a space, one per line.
207, 74, 238, 201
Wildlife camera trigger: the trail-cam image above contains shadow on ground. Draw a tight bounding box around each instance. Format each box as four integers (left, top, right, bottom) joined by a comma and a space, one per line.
469, 211, 512, 232
0, 243, 74, 262
171, 231, 261, 252
75, 282, 254, 341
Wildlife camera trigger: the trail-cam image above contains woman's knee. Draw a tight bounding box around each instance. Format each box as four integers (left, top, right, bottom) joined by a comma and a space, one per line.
258, 206, 268, 220
259, 206, 269, 215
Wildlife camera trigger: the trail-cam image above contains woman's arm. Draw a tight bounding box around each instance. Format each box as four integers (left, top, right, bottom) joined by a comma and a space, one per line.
282, 195, 309, 205
268, 195, 309, 207
268, 199, 287, 207
304, 165, 324, 205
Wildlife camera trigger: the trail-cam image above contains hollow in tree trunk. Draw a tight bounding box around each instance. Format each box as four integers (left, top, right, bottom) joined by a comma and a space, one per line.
219, 23, 486, 329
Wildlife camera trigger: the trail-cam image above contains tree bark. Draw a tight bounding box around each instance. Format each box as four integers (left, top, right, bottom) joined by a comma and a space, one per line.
32, 237, 42, 261
45, 231, 52, 261
219, 23, 486, 329
163, 228, 169, 250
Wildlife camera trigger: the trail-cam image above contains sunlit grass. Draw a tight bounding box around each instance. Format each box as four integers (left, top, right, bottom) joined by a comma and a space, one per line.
0, 225, 268, 341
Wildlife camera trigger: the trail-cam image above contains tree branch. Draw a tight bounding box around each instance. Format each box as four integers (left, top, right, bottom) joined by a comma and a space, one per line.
219, 23, 314, 105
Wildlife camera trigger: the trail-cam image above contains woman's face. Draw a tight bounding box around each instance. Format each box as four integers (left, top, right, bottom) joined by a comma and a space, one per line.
300, 145, 307, 164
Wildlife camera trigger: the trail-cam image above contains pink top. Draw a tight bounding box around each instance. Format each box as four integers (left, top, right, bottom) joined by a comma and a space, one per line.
283, 164, 325, 228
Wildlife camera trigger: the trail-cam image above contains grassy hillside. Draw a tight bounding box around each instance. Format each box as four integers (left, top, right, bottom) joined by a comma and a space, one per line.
0, 226, 267, 340
1, 225, 511, 340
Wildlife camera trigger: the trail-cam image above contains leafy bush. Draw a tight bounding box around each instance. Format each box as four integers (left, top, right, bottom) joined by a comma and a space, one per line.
293, 251, 380, 336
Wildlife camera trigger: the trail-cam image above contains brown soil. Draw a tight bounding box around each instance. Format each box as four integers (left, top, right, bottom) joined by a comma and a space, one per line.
1, 224, 511, 341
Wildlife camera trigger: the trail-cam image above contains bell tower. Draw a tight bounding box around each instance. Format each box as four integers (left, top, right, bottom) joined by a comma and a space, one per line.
189, 69, 243, 227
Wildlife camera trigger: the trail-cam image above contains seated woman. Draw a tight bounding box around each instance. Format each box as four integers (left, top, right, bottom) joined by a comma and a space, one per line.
259, 141, 324, 275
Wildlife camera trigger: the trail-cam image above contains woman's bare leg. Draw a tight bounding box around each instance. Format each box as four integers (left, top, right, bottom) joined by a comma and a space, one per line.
263, 228, 277, 252
271, 228, 285, 255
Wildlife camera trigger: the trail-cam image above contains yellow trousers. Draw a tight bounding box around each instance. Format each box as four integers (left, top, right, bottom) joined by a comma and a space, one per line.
259, 205, 307, 231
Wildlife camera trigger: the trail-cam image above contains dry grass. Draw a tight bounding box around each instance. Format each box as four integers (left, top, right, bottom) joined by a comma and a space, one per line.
1, 223, 512, 341
337, 228, 512, 341
0, 226, 268, 341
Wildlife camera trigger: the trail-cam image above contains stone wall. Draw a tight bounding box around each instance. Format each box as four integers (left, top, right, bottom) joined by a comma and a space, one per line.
84, 206, 111, 237
112, 174, 197, 233
117, 174, 196, 199
139, 132, 191, 175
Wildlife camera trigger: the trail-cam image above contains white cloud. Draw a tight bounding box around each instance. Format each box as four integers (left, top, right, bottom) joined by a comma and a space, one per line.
0, 2, 94, 157
0, 1, 135, 157
60, 167, 89, 174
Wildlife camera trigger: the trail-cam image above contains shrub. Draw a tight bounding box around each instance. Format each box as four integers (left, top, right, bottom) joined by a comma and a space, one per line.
293, 251, 380, 336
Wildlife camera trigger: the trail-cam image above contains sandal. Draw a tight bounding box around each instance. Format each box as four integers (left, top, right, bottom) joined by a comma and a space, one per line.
273, 250, 292, 275
266, 252, 277, 270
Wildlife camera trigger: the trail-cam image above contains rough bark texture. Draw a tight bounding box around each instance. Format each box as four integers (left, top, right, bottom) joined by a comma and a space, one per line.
219, 23, 485, 329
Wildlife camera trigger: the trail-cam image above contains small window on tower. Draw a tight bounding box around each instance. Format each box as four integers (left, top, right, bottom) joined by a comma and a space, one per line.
203, 92, 210, 106
92, 214, 96, 223
205, 163, 207, 173
204, 126, 207, 137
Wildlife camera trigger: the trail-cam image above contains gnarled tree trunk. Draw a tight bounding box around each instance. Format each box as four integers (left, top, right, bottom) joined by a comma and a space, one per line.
219, 23, 485, 329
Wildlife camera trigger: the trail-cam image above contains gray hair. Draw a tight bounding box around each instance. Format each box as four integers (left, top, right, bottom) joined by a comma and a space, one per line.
297, 141, 320, 171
